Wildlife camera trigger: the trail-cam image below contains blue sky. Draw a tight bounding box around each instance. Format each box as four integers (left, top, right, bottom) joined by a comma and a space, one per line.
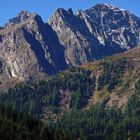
0, 0, 140, 26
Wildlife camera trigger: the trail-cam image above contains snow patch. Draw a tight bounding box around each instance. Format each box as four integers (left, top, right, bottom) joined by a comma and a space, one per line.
102, 3, 126, 12
98, 36, 105, 45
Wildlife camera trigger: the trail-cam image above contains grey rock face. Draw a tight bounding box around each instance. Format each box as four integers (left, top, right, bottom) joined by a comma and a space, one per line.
48, 8, 99, 66
49, 4, 140, 66
0, 11, 67, 83
0, 3, 140, 87
0, 59, 3, 74
82, 4, 140, 49
5, 11, 32, 28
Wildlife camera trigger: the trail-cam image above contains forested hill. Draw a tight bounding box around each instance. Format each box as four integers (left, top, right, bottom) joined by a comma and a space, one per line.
0, 105, 71, 140
82, 46, 140, 108
0, 47, 140, 116
0, 47, 140, 139
0, 68, 95, 119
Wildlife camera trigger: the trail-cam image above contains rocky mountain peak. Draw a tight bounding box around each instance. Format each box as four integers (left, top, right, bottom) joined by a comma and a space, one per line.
93, 3, 112, 8
48, 7, 75, 30
17, 10, 32, 19
55, 8, 74, 16
0, 4, 140, 90
67, 8, 73, 15
54, 8, 67, 17
4, 11, 37, 28
82, 3, 140, 48
92, 3, 126, 11
49, 7, 74, 22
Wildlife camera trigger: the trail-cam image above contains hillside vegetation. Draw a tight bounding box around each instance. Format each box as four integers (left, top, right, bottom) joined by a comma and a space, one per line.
0, 47, 140, 139
0, 47, 140, 115
0, 68, 95, 119
0, 105, 71, 140
83, 47, 140, 108
53, 78, 140, 140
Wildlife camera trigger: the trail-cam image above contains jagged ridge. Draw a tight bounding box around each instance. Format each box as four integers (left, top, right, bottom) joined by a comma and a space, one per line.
0, 3, 140, 90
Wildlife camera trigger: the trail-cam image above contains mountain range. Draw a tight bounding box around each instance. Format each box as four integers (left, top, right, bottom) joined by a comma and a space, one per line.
0, 3, 140, 139
0, 4, 140, 90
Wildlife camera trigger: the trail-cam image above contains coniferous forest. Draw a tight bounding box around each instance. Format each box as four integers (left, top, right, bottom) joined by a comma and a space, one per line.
0, 105, 71, 140
0, 64, 140, 140
0, 1, 140, 140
